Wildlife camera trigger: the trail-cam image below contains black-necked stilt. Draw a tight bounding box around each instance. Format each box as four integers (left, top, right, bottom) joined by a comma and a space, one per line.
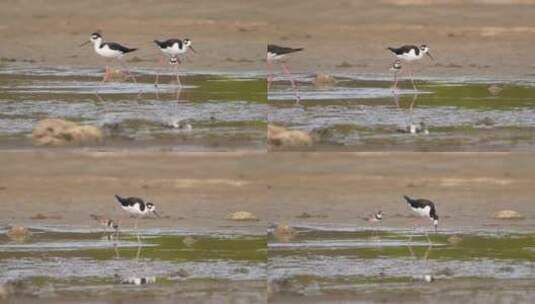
80, 32, 138, 83
115, 194, 159, 242
387, 45, 434, 90
363, 210, 384, 224
267, 44, 303, 103
153, 38, 197, 88
403, 195, 439, 233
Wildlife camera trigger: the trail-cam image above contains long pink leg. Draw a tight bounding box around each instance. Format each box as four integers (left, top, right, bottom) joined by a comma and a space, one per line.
281, 62, 300, 103
267, 61, 273, 91
154, 57, 166, 87
407, 65, 417, 91
173, 62, 182, 88
119, 60, 137, 84
103, 65, 110, 82
393, 71, 399, 92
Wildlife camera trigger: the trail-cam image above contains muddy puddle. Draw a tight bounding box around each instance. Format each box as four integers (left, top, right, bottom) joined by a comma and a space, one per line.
0, 65, 267, 151
267, 225, 535, 303
268, 74, 535, 151
0, 226, 266, 302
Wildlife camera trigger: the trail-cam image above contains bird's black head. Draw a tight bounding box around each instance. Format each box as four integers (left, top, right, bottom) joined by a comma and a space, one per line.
376, 210, 384, 220
146, 202, 160, 217
420, 44, 434, 60
183, 38, 192, 46
91, 32, 102, 39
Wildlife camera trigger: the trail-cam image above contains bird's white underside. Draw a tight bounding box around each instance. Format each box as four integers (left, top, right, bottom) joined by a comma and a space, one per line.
121, 204, 150, 216
396, 49, 424, 62
410, 205, 432, 220
267, 52, 285, 62
160, 43, 188, 56
94, 44, 123, 59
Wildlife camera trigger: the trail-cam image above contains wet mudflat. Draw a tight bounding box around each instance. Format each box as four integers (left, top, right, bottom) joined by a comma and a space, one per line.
0, 65, 267, 151
0, 226, 266, 303
269, 74, 535, 151
267, 225, 535, 303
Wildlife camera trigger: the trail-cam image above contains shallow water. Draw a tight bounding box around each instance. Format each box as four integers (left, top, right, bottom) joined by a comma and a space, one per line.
0, 65, 267, 151
267, 225, 535, 303
269, 74, 535, 151
0, 226, 266, 302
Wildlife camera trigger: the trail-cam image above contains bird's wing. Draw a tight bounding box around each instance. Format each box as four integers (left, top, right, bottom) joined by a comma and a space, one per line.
268, 44, 304, 55
105, 42, 137, 53
388, 45, 418, 55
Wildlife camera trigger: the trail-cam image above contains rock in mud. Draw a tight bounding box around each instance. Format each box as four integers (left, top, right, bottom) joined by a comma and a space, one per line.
171, 269, 191, 278
268, 125, 312, 147
493, 210, 525, 220
487, 84, 503, 96
32, 119, 103, 146
447, 235, 463, 245
273, 223, 297, 242
105, 68, 129, 82
6, 225, 32, 241
312, 72, 337, 87
475, 117, 495, 127
182, 236, 197, 247
226, 211, 259, 221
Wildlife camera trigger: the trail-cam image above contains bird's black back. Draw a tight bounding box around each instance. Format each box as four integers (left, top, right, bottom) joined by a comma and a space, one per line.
388, 45, 419, 56
154, 39, 183, 49
268, 44, 304, 55
103, 42, 137, 53
115, 194, 146, 211
403, 195, 438, 219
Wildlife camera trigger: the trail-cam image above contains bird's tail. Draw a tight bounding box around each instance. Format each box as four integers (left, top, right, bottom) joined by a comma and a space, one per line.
124, 48, 137, 53
387, 47, 396, 52
153, 40, 163, 47
115, 194, 126, 205
403, 195, 413, 203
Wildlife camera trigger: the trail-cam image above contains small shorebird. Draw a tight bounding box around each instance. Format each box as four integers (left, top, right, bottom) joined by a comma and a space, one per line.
115, 195, 160, 242
403, 195, 439, 234
267, 44, 303, 103
390, 60, 402, 91
387, 45, 434, 90
362, 210, 384, 224
153, 38, 197, 87
80, 32, 138, 83
90, 214, 119, 231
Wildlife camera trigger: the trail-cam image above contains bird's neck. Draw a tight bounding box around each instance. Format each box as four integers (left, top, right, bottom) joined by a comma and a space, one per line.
92, 38, 103, 49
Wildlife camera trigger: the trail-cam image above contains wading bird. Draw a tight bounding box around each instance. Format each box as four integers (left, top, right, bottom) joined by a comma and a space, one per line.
267, 44, 303, 103
387, 44, 434, 90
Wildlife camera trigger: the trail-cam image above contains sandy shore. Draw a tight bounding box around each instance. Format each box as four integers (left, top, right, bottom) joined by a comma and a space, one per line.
1, 150, 534, 232
1, 1, 535, 79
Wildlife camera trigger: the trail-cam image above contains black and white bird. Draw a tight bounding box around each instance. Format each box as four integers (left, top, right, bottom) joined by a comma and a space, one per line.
115, 195, 160, 218
388, 45, 434, 62
114, 194, 160, 242
387, 44, 434, 90
267, 44, 303, 103
80, 32, 138, 82
154, 38, 196, 61
363, 210, 384, 224
403, 195, 439, 232
153, 38, 197, 87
